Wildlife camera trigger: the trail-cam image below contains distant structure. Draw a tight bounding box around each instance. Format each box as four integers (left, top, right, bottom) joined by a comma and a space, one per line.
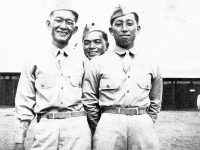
0, 73, 20, 106
162, 73, 200, 110
197, 95, 200, 110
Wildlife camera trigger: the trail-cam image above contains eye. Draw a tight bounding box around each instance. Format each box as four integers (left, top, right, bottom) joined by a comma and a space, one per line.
84, 41, 90, 46
114, 21, 122, 27
67, 21, 74, 26
94, 40, 102, 45
127, 21, 134, 26
55, 19, 62, 23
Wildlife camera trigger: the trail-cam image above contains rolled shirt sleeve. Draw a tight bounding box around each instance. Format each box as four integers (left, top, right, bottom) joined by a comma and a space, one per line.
15, 60, 36, 143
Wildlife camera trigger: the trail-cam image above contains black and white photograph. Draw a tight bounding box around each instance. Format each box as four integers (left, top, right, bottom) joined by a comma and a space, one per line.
0, 0, 200, 150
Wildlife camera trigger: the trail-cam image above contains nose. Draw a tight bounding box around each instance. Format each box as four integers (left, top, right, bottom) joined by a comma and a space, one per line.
60, 21, 67, 29
89, 42, 96, 49
122, 24, 128, 32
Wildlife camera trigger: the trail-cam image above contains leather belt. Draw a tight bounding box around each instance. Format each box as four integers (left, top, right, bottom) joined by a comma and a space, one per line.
38, 111, 86, 119
103, 107, 147, 116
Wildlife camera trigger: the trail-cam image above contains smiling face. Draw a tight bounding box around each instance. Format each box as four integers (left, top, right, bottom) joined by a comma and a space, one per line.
109, 13, 140, 49
47, 10, 78, 48
83, 31, 108, 60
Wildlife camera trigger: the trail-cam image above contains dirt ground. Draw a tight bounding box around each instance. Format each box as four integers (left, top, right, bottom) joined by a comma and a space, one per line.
0, 106, 200, 150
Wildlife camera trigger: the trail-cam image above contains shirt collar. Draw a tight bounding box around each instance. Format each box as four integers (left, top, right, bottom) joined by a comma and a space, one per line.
114, 45, 137, 55
50, 44, 72, 57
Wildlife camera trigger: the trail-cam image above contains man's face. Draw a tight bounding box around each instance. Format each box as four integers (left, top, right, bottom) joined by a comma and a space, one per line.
109, 13, 140, 49
83, 31, 108, 60
47, 10, 78, 48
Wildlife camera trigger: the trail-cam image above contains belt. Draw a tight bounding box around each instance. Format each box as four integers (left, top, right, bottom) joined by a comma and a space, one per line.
38, 111, 86, 119
103, 107, 147, 116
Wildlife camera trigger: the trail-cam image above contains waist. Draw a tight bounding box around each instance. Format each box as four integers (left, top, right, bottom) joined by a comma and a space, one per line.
38, 110, 86, 119
102, 107, 148, 116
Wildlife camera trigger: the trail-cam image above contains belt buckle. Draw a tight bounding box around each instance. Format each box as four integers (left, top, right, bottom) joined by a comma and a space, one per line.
59, 112, 67, 119
125, 108, 138, 116
47, 114, 52, 119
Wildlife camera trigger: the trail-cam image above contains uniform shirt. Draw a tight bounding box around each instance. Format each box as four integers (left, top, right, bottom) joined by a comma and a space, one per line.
15, 44, 88, 143
82, 45, 163, 131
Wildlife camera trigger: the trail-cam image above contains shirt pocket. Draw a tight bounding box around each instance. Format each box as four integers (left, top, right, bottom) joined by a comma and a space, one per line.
69, 76, 82, 88
35, 76, 56, 89
100, 78, 121, 90
137, 78, 151, 90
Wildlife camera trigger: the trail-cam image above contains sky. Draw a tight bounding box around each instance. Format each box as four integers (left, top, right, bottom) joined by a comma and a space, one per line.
0, 0, 200, 77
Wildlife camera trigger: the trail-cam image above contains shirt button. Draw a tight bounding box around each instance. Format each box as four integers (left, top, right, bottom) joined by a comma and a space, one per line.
107, 85, 109, 88
61, 73, 63, 76
127, 90, 129, 93
128, 76, 130, 78
61, 87, 63, 90
41, 84, 44, 87
60, 102, 63, 104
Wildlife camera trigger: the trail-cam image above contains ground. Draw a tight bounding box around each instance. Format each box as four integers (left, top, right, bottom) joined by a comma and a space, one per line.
0, 106, 200, 150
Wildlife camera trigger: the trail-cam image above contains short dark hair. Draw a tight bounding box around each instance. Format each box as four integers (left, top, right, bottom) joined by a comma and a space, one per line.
101, 31, 108, 43
50, 10, 79, 23
110, 12, 139, 26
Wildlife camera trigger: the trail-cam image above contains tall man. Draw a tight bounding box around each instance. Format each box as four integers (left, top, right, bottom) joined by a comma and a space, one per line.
82, 23, 109, 60
82, 5, 163, 150
14, 0, 91, 150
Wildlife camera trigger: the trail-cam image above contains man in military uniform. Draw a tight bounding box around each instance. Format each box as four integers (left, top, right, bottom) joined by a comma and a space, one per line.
82, 23, 109, 60
82, 5, 163, 150
14, 0, 91, 149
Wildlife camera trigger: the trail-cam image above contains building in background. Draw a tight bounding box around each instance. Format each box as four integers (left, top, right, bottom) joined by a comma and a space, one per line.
0, 0, 200, 109
0, 73, 20, 106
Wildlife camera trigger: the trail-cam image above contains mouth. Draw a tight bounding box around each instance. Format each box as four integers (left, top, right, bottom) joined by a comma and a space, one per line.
88, 50, 99, 56
120, 35, 130, 38
89, 51, 98, 55
57, 31, 68, 37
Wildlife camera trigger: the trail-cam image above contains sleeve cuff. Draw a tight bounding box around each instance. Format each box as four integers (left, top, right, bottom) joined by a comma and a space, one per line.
15, 120, 30, 143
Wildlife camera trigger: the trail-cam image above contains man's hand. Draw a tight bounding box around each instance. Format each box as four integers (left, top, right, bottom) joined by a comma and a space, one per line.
14, 143, 25, 150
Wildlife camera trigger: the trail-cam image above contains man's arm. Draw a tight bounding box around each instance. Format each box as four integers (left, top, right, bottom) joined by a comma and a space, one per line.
82, 60, 101, 134
15, 60, 36, 146
149, 65, 163, 123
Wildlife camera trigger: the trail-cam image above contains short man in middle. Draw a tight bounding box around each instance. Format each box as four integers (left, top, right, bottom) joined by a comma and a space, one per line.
82, 23, 109, 60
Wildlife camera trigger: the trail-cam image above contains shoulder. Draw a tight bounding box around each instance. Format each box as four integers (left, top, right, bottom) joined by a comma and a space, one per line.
69, 50, 88, 64
136, 53, 161, 67
90, 51, 116, 65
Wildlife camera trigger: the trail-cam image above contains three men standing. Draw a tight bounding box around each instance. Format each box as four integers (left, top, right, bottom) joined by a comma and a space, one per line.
15, 2, 162, 150
82, 5, 163, 150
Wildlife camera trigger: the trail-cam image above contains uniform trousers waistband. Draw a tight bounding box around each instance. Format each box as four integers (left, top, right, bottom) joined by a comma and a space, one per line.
38, 111, 86, 119
102, 107, 147, 116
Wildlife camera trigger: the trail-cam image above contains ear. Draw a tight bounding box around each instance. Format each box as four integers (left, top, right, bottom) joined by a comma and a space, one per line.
109, 27, 114, 36
73, 26, 78, 35
106, 42, 109, 51
46, 20, 51, 30
136, 25, 141, 35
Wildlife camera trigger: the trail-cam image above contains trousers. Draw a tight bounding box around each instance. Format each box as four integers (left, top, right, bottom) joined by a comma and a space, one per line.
93, 113, 159, 150
31, 116, 91, 150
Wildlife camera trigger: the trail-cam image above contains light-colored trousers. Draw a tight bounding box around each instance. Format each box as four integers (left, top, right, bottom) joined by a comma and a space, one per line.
31, 116, 91, 150
93, 113, 159, 150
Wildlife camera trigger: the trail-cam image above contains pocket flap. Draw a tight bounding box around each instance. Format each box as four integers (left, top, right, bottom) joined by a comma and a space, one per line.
100, 78, 121, 90
138, 79, 151, 89
36, 76, 56, 89
70, 76, 82, 87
